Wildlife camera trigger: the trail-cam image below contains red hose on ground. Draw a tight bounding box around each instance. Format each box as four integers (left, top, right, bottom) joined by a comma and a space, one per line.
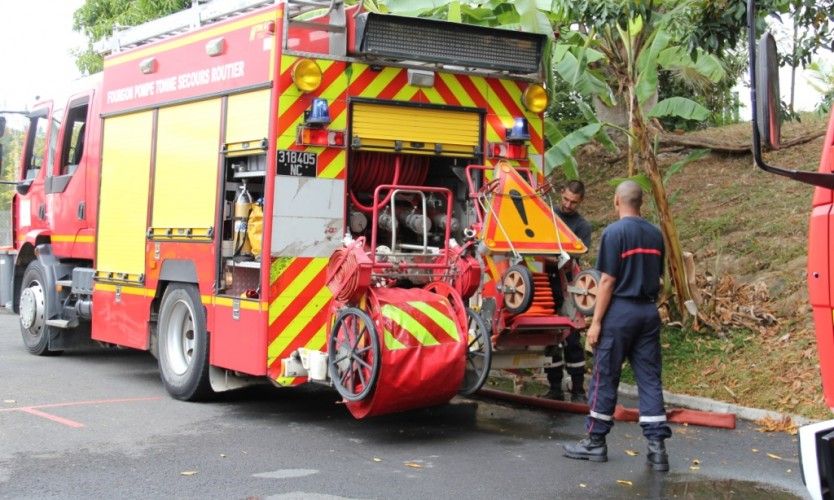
477, 388, 736, 430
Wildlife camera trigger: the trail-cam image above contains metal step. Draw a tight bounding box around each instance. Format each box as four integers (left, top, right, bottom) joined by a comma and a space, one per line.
45, 319, 72, 329
56, 280, 73, 288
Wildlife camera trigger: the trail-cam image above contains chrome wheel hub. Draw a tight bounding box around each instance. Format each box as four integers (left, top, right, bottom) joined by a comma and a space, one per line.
19, 284, 44, 333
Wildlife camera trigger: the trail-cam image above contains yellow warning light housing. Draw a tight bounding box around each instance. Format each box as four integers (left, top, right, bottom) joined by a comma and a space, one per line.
292, 59, 323, 93
522, 84, 548, 113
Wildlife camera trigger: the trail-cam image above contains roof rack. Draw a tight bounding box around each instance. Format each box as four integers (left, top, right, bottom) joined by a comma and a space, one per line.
94, 0, 279, 55
284, 0, 345, 56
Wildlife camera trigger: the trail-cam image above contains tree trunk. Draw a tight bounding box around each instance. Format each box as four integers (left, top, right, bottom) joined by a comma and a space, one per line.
630, 95, 691, 319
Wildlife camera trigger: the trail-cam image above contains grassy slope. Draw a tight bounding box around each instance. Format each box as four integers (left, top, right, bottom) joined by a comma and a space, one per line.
576, 114, 829, 419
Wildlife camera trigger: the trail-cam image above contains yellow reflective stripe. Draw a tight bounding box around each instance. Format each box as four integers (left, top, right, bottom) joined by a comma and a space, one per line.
393, 85, 419, 101
384, 329, 407, 351
268, 258, 327, 324
407, 301, 459, 341
318, 151, 346, 179
94, 283, 153, 296
267, 285, 332, 360
381, 304, 440, 347
439, 73, 477, 107
50, 234, 95, 243
213, 296, 261, 311
359, 67, 399, 98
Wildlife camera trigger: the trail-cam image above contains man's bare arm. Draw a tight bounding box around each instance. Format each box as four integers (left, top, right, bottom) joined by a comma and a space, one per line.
585, 272, 616, 351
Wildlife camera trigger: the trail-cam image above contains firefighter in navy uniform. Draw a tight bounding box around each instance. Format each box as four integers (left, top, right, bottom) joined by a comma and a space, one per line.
544, 180, 592, 401
563, 180, 672, 472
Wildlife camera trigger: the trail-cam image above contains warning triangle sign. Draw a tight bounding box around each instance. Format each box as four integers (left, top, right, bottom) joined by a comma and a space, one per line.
480, 163, 587, 255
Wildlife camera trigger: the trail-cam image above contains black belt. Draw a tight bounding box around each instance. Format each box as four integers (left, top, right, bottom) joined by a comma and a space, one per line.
614, 296, 657, 303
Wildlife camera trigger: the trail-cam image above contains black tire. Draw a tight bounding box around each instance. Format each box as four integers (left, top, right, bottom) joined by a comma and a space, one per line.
328, 307, 381, 402
157, 283, 212, 401
502, 264, 534, 315
18, 261, 62, 356
459, 308, 492, 396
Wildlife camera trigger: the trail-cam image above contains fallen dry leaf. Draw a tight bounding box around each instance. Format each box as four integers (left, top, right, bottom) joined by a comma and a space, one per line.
220, 454, 226, 458
767, 453, 782, 460
690, 466, 701, 470
404, 462, 423, 469
752, 448, 759, 453
616, 480, 633, 486
756, 416, 798, 435
180, 471, 198, 476
373, 457, 382, 462
625, 450, 639, 457
579, 484, 587, 488
692, 459, 701, 465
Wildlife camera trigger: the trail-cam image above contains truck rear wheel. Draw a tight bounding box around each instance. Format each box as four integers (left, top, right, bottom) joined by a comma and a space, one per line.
158, 283, 212, 401
18, 261, 62, 356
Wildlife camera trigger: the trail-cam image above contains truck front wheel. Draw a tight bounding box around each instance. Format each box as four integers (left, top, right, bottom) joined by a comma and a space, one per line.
18, 261, 61, 356
157, 283, 212, 401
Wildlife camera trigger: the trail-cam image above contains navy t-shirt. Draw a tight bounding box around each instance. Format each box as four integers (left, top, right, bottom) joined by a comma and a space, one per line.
596, 216, 664, 300
555, 208, 592, 249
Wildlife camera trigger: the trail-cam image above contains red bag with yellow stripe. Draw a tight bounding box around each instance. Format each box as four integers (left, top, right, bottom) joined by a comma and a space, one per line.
345, 287, 467, 418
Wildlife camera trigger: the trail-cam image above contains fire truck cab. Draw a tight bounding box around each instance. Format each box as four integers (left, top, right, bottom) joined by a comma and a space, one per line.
2, 0, 594, 418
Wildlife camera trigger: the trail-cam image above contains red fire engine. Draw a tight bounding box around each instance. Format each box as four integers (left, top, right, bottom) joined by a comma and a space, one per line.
1, 0, 595, 418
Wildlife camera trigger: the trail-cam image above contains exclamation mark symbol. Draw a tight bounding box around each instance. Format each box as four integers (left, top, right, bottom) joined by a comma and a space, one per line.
509, 189, 535, 238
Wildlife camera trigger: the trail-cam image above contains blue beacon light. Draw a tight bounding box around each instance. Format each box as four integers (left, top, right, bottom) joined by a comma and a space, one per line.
506, 117, 530, 142
305, 98, 331, 125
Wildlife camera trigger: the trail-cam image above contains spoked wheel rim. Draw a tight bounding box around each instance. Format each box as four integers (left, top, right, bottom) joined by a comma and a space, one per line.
502, 265, 533, 314
570, 269, 601, 315
163, 298, 197, 376
328, 308, 380, 402
460, 308, 492, 396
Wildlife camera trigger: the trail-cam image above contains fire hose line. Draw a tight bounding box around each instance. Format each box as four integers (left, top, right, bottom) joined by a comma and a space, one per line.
328, 245, 364, 303
349, 153, 430, 214
477, 389, 736, 430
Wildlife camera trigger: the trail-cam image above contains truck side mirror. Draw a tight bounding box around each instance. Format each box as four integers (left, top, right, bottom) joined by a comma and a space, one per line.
755, 33, 781, 150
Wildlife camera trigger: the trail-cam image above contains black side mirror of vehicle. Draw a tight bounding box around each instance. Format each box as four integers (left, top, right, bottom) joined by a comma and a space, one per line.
755, 33, 781, 150
748, 0, 834, 188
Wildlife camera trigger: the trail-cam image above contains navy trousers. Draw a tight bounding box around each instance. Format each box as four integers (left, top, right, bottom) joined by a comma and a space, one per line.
585, 298, 672, 441
546, 329, 585, 389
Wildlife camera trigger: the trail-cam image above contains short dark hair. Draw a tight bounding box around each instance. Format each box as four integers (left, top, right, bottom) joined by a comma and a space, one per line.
563, 180, 585, 198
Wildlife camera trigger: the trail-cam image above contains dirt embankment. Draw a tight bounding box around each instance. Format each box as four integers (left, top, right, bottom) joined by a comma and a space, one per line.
574, 115, 829, 418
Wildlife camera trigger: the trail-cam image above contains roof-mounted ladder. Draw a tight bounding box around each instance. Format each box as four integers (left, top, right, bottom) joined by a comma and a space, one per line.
94, 0, 278, 55
284, 0, 346, 56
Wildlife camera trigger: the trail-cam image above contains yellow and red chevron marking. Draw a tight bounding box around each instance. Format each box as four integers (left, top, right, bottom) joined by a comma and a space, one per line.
274, 55, 544, 178
276, 56, 348, 179
347, 64, 543, 169
267, 256, 334, 385
379, 299, 460, 351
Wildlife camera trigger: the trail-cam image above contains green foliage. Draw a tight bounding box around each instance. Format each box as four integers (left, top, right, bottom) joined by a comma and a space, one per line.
807, 61, 834, 115
0, 125, 24, 210
648, 96, 710, 121
72, 0, 191, 74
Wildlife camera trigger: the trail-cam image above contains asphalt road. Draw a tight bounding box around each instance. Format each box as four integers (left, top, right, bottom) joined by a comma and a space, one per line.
0, 311, 809, 499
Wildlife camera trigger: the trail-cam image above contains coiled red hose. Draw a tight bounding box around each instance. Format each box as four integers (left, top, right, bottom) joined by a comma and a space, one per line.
349, 152, 430, 213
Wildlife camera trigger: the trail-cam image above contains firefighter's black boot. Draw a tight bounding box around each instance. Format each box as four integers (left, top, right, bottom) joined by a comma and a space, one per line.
563, 434, 607, 462
646, 440, 669, 472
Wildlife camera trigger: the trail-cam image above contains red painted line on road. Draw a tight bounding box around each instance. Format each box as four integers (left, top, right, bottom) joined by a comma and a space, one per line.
18, 407, 85, 428
0, 396, 163, 429
0, 396, 163, 413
